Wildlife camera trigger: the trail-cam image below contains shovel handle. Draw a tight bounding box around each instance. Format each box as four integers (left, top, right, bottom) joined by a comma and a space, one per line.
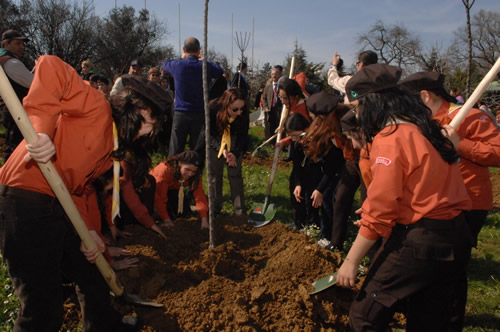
449, 57, 500, 129
0, 65, 124, 296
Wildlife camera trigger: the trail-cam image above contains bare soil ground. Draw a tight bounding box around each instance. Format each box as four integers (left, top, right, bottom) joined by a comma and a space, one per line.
60, 169, 500, 331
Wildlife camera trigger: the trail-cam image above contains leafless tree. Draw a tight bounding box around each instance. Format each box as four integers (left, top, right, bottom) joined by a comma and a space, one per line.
357, 20, 423, 73
461, 0, 475, 98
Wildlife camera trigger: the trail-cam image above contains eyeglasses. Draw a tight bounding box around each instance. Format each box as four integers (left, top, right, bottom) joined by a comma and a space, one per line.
355, 61, 361, 66
279, 95, 289, 101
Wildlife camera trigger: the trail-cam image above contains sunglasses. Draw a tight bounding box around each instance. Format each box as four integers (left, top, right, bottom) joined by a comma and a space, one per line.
231, 107, 245, 112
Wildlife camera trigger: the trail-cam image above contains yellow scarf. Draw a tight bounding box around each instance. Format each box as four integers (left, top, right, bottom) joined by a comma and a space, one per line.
178, 180, 185, 215
218, 117, 235, 158
111, 122, 120, 223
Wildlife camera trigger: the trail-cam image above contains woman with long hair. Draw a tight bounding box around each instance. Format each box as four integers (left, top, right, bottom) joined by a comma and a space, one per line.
150, 150, 209, 229
338, 64, 472, 331
0, 55, 164, 330
297, 93, 346, 245
207, 88, 249, 216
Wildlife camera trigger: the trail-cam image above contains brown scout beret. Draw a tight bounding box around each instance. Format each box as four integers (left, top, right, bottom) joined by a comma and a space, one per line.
120, 74, 172, 113
345, 63, 402, 102
305, 92, 340, 115
398, 71, 444, 92
340, 109, 358, 133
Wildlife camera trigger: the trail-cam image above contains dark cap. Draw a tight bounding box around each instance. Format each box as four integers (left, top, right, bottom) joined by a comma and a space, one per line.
345, 63, 402, 102
120, 74, 172, 113
305, 92, 340, 115
177, 150, 200, 167
398, 71, 444, 92
130, 59, 143, 67
2, 30, 28, 41
340, 109, 358, 133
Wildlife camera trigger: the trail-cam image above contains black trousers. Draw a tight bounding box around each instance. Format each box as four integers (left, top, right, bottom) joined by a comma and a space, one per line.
168, 110, 205, 165
0, 185, 122, 332
331, 160, 366, 249
264, 107, 280, 141
117, 174, 156, 227
349, 214, 472, 331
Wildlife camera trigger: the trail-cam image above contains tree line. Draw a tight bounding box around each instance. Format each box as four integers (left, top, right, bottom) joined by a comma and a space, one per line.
1, 0, 498, 104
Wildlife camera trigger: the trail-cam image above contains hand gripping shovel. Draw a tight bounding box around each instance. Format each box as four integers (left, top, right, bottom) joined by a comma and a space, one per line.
249, 57, 296, 227
0, 65, 162, 308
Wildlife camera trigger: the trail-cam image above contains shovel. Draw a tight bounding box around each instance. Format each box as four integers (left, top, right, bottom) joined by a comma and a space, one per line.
0, 65, 162, 308
249, 56, 296, 227
251, 132, 277, 157
309, 271, 338, 295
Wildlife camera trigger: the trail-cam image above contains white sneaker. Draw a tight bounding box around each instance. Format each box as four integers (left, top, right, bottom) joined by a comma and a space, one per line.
317, 238, 331, 248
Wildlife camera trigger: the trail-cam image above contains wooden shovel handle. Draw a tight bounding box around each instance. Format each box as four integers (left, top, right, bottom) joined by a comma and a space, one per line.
450, 57, 500, 129
0, 65, 123, 296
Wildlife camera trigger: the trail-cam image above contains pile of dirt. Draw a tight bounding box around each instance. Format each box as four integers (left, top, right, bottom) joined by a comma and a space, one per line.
112, 216, 357, 331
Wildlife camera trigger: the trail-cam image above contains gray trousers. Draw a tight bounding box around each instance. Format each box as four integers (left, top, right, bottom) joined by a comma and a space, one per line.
207, 149, 246, 215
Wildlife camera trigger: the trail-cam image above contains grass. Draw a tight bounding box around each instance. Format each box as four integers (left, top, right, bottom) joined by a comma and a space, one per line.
0, 125, 499, 330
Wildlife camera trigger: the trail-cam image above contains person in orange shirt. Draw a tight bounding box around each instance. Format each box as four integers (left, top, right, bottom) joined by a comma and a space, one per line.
399, 71, 500, 330
0, 55, 167, 331
150, 151, 209, 230
337, 64, 473, 331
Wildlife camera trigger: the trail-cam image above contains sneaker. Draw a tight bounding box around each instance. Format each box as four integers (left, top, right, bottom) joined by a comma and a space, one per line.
317, 238, 332, 248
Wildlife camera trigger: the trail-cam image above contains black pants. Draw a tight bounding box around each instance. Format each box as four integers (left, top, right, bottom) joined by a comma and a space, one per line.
168, 110, 205, 164
0, 186, 122, 332
331, 160, 366, 249
264, 107, 279, 141
349, 215, 472, 331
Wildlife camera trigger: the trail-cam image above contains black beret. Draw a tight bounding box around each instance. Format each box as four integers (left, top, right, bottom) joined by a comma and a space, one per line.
120, 74, 172, 113
177, 150, 200, 167
340, 109, 358, 133
345, 63, 402, 102
305, 92, 340, 115
398, 71, 444, 92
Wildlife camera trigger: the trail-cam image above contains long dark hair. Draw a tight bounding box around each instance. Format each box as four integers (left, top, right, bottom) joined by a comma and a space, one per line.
109, 87, 164, 159
210, 88, 249, 135
357, 88, 459, 164
109, 87, 164, 188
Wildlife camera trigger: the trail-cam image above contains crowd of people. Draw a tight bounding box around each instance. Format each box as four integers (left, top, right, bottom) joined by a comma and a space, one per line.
0, 28, 499, 331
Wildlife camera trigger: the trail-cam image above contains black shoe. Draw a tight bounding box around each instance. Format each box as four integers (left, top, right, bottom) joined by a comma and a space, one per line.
325, 243, 343, 252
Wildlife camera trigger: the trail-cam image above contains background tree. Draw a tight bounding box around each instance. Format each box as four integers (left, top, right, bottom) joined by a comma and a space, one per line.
357, 20, 423, 73
206, 47, 230, 72
95, 6, 169, 78
461, 0, 476, 98
283, 40, 325, 92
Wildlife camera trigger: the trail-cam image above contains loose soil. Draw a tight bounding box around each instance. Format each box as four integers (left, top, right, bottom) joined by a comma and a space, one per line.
60, 169, 500, 331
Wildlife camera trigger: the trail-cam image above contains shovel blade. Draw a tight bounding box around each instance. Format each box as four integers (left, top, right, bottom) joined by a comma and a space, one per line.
112, 292, 164, 308
309, 272, 338, 295
248, 202, 276, 226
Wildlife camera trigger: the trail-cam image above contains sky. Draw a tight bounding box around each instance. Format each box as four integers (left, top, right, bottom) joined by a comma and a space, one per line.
93, 0, 499, 70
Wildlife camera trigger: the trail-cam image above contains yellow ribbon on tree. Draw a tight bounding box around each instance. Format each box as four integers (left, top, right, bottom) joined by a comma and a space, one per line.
178, 180, 185, 215
218, 117, 235, 158
111, 122, 120, 224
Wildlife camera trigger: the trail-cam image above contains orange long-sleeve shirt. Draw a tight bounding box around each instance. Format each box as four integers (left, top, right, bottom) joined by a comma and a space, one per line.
0, 55, 113, 231
359, 123, 472, 241
150, 162, 208, 221
435, 101, 500, 210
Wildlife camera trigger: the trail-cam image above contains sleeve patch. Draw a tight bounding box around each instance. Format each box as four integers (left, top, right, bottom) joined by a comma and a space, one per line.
375, 157, 392, 166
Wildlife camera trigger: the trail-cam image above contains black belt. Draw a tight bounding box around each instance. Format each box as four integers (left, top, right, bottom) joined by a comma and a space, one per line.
0, 184, 57, 203
396, 213, 465, 232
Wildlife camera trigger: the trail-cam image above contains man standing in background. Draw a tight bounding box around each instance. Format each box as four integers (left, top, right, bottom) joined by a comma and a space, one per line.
262, 65, 283, 141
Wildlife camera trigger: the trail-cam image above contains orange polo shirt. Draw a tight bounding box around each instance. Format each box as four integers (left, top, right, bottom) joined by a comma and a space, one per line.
359, 123, 471, 240
150, 162, 208, 221
0, 55, 114, 231
434, 101, 500, 211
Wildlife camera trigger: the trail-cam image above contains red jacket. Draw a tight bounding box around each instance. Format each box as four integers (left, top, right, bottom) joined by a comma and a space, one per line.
0, 55, 113, 231
435, 101, 500, 210
359, 123, 471, 240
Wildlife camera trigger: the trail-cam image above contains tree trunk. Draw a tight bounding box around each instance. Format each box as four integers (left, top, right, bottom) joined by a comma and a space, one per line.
202, 0, 216, 249
462, 0, 475, 99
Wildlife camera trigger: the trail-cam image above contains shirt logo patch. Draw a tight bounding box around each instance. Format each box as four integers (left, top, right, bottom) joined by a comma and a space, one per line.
375, 157, 392, 166
480, 115, 489, 121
